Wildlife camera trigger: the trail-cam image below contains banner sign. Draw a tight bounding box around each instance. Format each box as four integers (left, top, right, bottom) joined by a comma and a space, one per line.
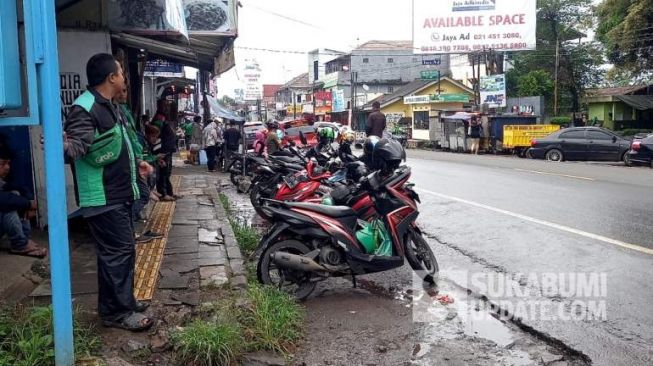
413, 0, 536, 53
421, 56, 442, 65
404, 93, 471, 104
243, 60, 262, 101
421, 70, 440, 80
480, 74, 506, 107
332, 89, 346, 112
144, 59, 184, 77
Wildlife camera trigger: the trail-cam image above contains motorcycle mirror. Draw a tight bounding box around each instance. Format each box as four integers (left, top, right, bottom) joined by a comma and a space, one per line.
299, 131, 308, 146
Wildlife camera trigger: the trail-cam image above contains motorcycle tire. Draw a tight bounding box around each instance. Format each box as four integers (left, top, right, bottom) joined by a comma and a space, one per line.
257, 239, 316, 301
405, 228, 439, 285
250, 183, 274, 221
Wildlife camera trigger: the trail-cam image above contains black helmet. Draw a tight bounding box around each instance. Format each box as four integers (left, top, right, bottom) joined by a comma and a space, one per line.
370, 138, 405, 172
266, 120, 279, 129
363, 136, 381, 156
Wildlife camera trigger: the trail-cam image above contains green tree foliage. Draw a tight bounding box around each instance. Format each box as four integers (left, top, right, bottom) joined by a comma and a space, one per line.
221, 95, 236, 106
596, 0, 653, 76
506, 0, 604, 114
517, 70, 554, 97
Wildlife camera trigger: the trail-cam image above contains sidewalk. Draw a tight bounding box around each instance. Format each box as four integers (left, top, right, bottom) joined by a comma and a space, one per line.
8, 169, 247, 365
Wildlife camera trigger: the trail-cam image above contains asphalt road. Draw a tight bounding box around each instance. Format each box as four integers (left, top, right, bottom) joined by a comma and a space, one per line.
407, 150, 653, 366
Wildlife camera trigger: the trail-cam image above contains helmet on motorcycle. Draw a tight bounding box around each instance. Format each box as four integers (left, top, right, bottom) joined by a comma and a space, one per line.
370, 138, 405, 172
340, 130, 355, 144
363, 136, 381, 156
318, 126, 335, 139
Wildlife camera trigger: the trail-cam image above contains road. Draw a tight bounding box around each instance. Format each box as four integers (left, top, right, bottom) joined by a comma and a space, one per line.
408, 150, 653, 366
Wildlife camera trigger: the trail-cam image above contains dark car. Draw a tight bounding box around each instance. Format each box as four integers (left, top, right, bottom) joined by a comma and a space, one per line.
625, 134, 653, 168
529, 127, 631, 162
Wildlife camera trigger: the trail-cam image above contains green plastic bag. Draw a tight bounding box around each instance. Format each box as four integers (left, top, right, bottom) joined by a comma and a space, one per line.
371, 219, 392, 257
356, 219, 393, 256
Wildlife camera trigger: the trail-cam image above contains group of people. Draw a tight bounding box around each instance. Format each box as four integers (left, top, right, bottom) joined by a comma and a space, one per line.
200, 118, 243, 172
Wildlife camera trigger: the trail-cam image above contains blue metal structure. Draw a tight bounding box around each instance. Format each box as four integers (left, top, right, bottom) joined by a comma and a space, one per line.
1, 1, 74, 364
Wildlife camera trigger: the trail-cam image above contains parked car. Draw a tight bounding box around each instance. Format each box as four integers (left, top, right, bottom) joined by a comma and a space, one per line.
529, 127, 631, 162
625, 133, 653, 168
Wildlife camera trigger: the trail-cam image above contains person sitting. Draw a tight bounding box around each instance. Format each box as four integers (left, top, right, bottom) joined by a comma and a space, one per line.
253, 129, 267, 157
0, 147, 47, 258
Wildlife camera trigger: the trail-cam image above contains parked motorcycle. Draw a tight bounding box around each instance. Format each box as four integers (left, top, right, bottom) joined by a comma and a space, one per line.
254, 139, 438, 300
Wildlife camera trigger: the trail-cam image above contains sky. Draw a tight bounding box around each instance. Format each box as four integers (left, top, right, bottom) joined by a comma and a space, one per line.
216, 0, 603, 98
216, 0, 415, 97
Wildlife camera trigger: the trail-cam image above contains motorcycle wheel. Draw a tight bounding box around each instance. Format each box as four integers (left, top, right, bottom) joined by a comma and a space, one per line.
405, 228, 439, 285
250, 183, 274, 221
257, 239, 316, 301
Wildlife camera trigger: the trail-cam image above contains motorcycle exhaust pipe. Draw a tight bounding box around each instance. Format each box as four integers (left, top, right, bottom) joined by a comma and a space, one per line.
271, 252, 332, 273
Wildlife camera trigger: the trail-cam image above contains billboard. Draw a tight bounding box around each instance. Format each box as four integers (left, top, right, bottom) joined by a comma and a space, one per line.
480, 74, 506, 107
332, 89, 346, 112
243, 60, 262, 101
413, 0, 536, 54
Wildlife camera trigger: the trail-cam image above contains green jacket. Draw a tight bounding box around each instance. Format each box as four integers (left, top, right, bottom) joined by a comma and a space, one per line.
64, 90, 139, 207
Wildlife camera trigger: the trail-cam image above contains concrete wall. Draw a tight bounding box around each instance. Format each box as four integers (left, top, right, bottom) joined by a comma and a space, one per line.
350, 50, 450, 86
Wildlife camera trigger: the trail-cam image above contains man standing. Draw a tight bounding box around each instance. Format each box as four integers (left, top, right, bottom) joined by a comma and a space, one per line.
0, 147, 47, 258
202, 118, 219, 172
223, 120, 242, 166
64, 53, 153, 331
366, 101, 386, 138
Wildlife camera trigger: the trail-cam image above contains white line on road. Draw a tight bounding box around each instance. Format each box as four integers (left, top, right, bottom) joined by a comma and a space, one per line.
513, 168, 595, 181
417, 188, 653, 256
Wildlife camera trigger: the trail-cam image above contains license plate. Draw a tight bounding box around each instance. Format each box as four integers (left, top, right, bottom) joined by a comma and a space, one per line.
283, 174, 298, 189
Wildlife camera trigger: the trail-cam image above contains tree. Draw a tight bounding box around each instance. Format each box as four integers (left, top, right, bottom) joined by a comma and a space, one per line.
596, 0, 653, 77
506, 0, 604, 114
517, 70, 554, 97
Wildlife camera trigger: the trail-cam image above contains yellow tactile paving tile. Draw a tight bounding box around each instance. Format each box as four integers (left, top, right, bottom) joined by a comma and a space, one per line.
134, 176, 182, 300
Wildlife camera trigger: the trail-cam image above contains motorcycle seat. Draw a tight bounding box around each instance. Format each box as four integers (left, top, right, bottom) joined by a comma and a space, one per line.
271, 155, 301, 164
286, 202, 355, 218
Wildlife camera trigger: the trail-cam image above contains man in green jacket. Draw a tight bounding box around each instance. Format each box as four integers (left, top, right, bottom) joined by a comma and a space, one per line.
64, 53, 153, 331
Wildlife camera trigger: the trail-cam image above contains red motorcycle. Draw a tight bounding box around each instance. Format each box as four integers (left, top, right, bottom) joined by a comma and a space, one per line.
254, 164, 438, 300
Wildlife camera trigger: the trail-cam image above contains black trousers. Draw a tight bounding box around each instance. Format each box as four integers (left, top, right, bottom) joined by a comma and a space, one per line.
87, 204, 137, 320
206, 145, 217, 171
156, 153, 173, 196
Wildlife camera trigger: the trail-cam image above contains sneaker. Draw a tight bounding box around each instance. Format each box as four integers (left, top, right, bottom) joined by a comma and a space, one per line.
142, 230, 164, 239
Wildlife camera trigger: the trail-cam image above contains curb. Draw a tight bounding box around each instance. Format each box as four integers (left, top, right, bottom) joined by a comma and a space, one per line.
204, 186, 248, 289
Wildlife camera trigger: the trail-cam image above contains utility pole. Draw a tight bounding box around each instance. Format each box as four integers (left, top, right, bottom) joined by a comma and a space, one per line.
293, 91, 296, 120
554, 35, 559, 117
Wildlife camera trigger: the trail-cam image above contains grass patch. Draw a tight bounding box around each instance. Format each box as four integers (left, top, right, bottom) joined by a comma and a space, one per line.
0, 305, 100, 366
171, 319, 243, 366
218, 192, 260, 257
239, 285, 304, 355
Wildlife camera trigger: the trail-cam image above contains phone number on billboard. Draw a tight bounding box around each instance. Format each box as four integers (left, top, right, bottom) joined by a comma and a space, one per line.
420, 42, 529, 52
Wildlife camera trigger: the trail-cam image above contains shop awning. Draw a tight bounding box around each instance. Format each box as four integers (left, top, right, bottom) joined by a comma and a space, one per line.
615, 95, 653, 110
206, 95, 245, 121
443, 112, 473, 120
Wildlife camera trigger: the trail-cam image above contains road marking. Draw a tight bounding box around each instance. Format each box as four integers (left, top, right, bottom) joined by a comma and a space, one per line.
513, 168, 595, 181
417, 188, 653, 256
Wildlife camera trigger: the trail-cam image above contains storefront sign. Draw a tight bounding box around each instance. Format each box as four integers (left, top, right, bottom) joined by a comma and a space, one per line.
421, 56, 442, 65
108, 0, 189, 38
386, 113, 405, 124
413, 0, 536, 53
144, 59, 184, 77
480, 74, 506, 107
183, 0, 238, 36
420, 70, 440, 80
430, 93, 471, 103
404, 95, 431, 104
